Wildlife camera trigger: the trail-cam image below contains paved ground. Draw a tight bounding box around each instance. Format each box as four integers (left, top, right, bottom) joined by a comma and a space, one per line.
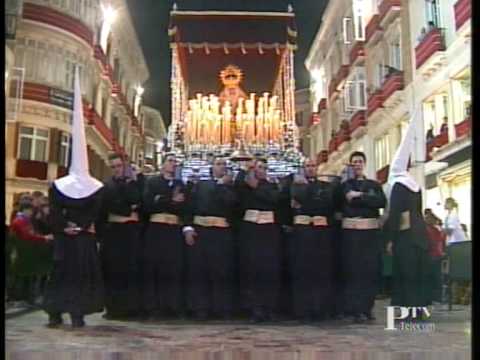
5, 300, 471, 360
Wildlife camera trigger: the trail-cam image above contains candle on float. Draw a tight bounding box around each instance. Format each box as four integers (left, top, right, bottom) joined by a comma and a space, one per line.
222, 101, 232, 145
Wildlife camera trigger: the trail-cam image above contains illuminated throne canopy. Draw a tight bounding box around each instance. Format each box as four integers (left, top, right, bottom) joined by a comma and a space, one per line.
168, 9, 299, 156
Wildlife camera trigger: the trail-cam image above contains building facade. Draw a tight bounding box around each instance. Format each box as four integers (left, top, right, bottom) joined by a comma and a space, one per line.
5, 0, 150, 223
294, 88, 312, 157
139, 105, 167, 171
305, 0, 471, 233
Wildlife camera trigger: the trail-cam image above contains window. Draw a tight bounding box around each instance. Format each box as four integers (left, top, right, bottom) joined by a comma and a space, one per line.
425, 0, 441, 28
375, 61, 385, 88
344, 68, 367, 111
18, 126, 49, 162
352, 0, 366, 41
390, 37, 402, 70
374, 134, 391, 170
25, 39, 36, 79
458, 77, 471, 121
343, 17, 353, 44
59, 133, 71, 167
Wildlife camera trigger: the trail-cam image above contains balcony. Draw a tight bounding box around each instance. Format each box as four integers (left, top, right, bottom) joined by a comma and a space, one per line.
350, 110, 367, 136
328, 135, 338, 154
16, 159, 48, 180
22, 3, 93, 46
378, 0, 401, 28
328, 65, 350, 99
310, 112, 321, 126
112, 82, 121, 96
415, 27, 446, 74
317, 150, 329, 164
94, 45, 113, 81
455, 117, 471, 138
365, 14, 383, 46
349, 41, 365, 66
454, 0, 471, 31
376, 165, 389, 184
85, 106, 114, 147
367, 91, 384, 117
381, 70, 404, 107
434, 131, 449, 148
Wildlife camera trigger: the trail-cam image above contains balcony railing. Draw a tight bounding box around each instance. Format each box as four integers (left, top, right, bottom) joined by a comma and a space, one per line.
16, 159, 48, 180
378, 0, 401, 27
415, 27, 446, 69
376, 165, 389, 184
310, 112, 321, 126
85, 105, 114, 147
22, 3, 93, 46
381, 70, 404, 103
94, 45, 113, 80
454, 0, 471, 31
455, 117, 471, 138
434, 131, 449, 148
367, 90, 384, 117
349, 41, 365, 65
350, 110, 367, 133
365, 14, 383, 45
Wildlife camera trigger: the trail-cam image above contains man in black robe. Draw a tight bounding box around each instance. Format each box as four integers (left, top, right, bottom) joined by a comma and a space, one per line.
290, 159, 336, 322
99, 153, 142, 319
183, 157, 237, 320
237, 158, 281, 322
340, 151, 386, 323
142, 154, 187, 319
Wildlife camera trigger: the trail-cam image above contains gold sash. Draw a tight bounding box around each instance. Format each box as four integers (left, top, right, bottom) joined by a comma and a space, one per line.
399, 211, 411, 231
108, 212, 139, 223
194, 216, 229, 228
342, 217, 379, 230
150, 213, 180, 225
243, 210, 275, 224
294, 215, 328, 227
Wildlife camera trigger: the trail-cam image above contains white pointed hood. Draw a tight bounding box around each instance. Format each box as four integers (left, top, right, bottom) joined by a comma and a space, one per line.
54, 67, 103, 199
387, 109, 420, 195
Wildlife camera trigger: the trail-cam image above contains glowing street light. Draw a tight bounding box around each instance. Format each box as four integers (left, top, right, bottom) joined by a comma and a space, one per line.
136, 85, 145, 96
101, 4, 117, 24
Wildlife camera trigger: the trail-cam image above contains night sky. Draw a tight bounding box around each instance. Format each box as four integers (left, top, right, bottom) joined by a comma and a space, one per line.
126, 0, 327, 126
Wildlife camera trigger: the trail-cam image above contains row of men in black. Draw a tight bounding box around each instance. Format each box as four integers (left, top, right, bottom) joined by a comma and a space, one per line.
98, 150, 386, 323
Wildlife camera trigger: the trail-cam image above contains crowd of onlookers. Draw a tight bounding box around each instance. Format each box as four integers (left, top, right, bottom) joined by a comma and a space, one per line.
6, 191, 54, 305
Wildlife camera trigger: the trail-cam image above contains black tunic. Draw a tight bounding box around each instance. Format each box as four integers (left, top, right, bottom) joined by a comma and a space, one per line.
43, 184, 104, 316
142, 175, 187, 315
384, 183, 431, 307
184, 179, 237, 315
340, 178, 386, 316
99, 177, 142, 316
290, 179, 336, 317
237, 178, 281, 315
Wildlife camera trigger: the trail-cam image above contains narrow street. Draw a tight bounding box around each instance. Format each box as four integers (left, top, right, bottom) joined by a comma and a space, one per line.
6, 300, 471, 359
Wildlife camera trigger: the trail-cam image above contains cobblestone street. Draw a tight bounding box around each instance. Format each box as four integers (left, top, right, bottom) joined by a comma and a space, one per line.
5, 300, 471, 360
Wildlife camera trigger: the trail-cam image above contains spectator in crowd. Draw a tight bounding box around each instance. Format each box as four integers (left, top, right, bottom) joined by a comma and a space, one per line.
440, 117, 449, 134
426, 126, 435, 144
444, 197, 466, 245
9, 201, 53, 304
425, 211, 446, 303
417, 27, 427, 44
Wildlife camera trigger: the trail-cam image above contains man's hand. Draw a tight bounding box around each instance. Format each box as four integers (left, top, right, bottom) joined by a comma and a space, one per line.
184, 229, 197, 246
44, 234, 54, 242
291, 199, 302, 209
172, 187, 185, 203
64, 227, 80, 236
346, 190, 363, 202
386, 241, 393, 256
293, 174, 308, 185
221, 173, 234, 185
